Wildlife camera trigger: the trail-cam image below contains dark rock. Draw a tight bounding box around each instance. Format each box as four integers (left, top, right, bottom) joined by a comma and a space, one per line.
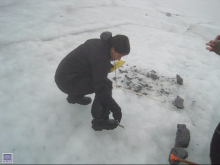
126, 81, 132, 86
175, 124, 190, 148
173, 96, 184, 109
119, 69, 128, 73
161, 90, 169, 95
151, 70, 156, 73
134, 85, 142, 93
140, 83, 149, 87
168, 147, 188, 165
125, 74, 133, 80
151, 73, 159, 80
176, 74, 183, 85
166, 13, 172, 17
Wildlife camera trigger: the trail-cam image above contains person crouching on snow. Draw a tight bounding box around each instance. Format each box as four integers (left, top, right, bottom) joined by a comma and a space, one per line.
55, 32, 130, 131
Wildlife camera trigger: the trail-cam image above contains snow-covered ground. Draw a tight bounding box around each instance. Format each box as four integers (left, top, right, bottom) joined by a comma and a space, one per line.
0, 0, 220, 164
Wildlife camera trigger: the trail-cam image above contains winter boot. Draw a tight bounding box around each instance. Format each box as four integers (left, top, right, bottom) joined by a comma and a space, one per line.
91, 119, 119, 131
66, 96, 92, 105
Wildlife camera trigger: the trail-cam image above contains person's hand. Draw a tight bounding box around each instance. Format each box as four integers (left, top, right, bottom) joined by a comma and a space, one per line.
113, 111, 122, 123
206, 35, 220, 51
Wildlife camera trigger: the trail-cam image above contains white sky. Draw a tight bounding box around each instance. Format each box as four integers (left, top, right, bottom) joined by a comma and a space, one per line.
0, 0, 220, 164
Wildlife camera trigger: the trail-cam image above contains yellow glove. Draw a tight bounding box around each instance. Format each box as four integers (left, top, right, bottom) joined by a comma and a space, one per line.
110, 60, 125, 72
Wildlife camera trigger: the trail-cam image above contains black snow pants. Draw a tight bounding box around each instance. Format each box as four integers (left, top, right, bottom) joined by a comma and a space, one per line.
210, 122, 220, 164
55, 76, 111, 120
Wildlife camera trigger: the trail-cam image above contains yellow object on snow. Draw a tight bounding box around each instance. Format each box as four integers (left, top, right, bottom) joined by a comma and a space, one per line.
110, 60, 125, 72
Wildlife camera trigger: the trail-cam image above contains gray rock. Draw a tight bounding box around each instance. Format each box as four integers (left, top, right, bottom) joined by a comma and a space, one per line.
176, 74, 183, 85
151, 73, 159, 80
134, 85, 142, 93
161, 90, 169, 95
146, 73, 151, 77
140, 83, 149, 87
175, 124, 190, 148
125, 74, 133, 80
168, 147, 188, 165
119, 69, 128, 73
166, 13, 172, 17
126, 81, 132, 86
173, 96, 184, 109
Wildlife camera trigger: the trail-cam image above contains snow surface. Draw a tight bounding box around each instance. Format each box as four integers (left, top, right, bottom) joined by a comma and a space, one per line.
0, 0, 220, 164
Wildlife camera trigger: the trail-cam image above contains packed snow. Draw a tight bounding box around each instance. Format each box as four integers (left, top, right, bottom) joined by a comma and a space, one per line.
0, 0, 220, 164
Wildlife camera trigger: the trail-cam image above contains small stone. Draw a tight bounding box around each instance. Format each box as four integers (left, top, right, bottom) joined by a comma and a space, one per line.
151, 70, 156, 73
134, 85, 142, 93
119, 69, 128, 73
140, 83, 149, 87
126, 81, 132, 86
125, 74, 133, 80
176, 74, 183, 85
151, 74, 159, 80
173, 96, 184, 109
166, 13, 171, 17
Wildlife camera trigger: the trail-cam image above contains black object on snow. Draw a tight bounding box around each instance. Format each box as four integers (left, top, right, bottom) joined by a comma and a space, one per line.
176, 74, 183, 85
168, 147, 188, 165
175, 124, 190, 148
173, 96, 184, 109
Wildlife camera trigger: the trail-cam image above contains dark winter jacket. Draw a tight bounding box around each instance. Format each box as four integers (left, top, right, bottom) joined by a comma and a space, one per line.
210, 122, 220, 164
55, 32, 121, 114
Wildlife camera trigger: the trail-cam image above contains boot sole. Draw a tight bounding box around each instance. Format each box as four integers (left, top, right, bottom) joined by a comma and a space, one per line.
66, 98, 91, 105
92, 125, 118, 131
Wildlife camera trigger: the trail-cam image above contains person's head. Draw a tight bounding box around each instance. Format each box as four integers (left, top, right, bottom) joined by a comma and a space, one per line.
110, 35, 130, 61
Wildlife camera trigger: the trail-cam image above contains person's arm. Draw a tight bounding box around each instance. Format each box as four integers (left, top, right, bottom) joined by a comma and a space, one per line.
91, 59, 122, 122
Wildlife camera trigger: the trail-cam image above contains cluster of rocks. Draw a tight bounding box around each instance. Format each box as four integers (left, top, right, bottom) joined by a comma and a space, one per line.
111, 64, 185, 109
168, 124, 190, 165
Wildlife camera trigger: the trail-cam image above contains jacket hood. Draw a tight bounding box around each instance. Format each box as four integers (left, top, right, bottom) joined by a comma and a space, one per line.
100, 32, 112, 44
